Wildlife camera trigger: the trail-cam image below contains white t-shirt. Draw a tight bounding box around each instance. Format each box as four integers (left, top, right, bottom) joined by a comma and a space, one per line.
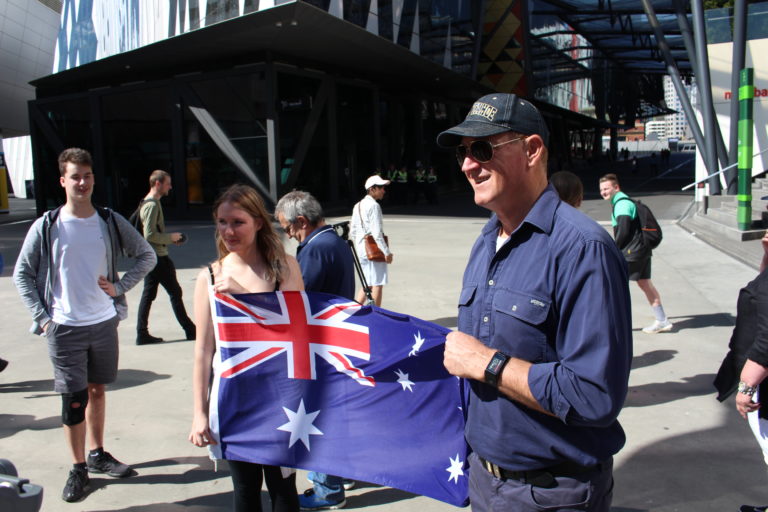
51, 210, 116, 326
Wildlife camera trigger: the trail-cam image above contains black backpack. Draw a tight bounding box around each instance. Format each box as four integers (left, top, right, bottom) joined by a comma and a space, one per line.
616, 197, 663, 250
128, 199, 160, 235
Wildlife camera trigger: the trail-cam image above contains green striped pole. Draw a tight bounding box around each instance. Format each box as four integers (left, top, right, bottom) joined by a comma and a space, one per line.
738, 68, 754, 230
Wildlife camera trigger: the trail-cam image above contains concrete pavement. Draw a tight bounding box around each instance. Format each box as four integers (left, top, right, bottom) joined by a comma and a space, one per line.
1, 189, 767, 511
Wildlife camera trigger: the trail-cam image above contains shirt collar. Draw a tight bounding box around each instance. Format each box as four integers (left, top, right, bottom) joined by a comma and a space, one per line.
482, 184, 559, 239
610, 191, 628, 205
298, 225, 333, 249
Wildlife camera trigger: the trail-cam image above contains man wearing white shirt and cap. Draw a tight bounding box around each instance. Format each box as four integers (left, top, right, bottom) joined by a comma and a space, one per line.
349, 175, 393, 306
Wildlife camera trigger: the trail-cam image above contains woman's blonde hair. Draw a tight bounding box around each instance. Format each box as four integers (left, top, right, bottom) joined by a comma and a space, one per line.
212, 184, 287, 284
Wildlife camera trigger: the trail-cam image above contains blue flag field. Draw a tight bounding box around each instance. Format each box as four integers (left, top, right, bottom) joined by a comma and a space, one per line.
207, 290, 469, 507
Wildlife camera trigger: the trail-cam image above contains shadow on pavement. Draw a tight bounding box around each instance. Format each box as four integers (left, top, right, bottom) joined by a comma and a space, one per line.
88, 492, 232, 511
0, 378, 55, 394
632, 350, 678, 371
347, 486, 418, 508
624, 373, 715, 408
667, 313, 735, 330
613, 403, 767, 511
0, 414, 60, 439
110, 368, 172, 391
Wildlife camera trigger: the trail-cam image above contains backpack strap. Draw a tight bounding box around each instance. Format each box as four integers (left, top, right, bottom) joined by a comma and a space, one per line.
611, 196, 637, 220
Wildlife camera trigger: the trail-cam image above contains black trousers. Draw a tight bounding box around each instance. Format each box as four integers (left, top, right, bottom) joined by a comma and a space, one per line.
136, 255, 193, 334
228, 460, 299, 512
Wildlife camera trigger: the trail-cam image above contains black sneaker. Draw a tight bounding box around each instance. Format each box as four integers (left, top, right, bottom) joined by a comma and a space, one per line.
136, 333, 164, 345
740, 506, 768, 512
86, 451, 132, 478
62, 466, 89, 502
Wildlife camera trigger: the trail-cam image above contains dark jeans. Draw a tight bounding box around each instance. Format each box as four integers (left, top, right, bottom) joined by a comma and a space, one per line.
136, 255, 193, 334
228, 460, 299, 512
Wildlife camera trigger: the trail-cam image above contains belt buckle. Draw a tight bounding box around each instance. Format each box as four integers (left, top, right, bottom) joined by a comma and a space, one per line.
483, 459, 502, 479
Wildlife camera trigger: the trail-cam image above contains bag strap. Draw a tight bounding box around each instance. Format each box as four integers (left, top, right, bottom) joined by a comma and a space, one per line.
207, 264, 215, 285
611, 196, 635, 219
356, 201, 370, 234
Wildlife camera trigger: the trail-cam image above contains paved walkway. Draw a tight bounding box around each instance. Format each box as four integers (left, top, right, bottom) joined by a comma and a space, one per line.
1, 189, 766, 511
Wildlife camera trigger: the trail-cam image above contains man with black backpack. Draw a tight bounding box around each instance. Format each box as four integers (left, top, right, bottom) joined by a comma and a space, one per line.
599, 173, 673, 334
134, 170, 195, 345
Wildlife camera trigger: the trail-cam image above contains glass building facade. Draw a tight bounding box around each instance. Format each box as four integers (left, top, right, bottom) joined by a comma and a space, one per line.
31, 0, 677, 217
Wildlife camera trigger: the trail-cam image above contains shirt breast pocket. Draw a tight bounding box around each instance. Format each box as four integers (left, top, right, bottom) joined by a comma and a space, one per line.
492, 289, 551, 362
457, 284, 477, 334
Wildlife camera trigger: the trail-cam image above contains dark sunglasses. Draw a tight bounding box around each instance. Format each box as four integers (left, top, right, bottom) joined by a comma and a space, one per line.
455, 136, 524, 165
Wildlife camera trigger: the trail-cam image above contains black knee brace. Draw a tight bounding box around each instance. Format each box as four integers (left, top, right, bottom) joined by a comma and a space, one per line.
61, 388, 89, 426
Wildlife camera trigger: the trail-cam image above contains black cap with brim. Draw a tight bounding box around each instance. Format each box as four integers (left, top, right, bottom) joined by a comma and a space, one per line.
436, 120, 512, 148
436, 93, 549, 148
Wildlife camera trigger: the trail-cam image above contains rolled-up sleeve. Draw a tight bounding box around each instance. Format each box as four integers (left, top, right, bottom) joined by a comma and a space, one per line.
528, 239, 632, 427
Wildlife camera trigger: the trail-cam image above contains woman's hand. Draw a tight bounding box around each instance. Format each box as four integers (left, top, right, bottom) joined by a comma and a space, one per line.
736, 392, 760, 419
189, 413, 217, 447
213, 275, 247, 294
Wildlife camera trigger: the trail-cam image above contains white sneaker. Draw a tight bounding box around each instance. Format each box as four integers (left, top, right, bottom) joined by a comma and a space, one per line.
642, 320, 673, 334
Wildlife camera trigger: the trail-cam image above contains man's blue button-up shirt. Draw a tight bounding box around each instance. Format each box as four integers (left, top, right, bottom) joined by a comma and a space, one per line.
459, 185, 632, 470
296, 225, 355, 300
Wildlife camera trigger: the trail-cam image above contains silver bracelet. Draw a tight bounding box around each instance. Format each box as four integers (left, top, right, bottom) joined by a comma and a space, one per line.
738, 381, 758, 397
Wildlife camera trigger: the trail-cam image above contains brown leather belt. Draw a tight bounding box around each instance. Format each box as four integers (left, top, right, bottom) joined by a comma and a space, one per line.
477, 456, 598, 488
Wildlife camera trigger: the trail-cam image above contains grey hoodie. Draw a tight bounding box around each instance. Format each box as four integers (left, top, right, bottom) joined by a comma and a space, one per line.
13, 205, 157, 335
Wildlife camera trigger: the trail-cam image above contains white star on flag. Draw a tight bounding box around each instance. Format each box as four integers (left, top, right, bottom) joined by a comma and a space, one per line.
409, 331, 425, 356
446, 454, 464, 483
395, 369, 414, 392
277, 399, 323, 450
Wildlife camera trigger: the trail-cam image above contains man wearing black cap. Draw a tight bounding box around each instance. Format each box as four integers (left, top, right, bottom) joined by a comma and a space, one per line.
437, 93, 632, 512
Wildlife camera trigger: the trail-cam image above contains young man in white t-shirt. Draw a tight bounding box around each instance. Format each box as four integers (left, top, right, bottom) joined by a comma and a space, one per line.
14, 148, 156, 503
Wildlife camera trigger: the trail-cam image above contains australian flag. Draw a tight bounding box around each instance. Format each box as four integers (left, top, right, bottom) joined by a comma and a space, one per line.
208, 289, 469, 507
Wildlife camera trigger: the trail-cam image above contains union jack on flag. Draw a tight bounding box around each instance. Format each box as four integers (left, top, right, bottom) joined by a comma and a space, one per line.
207, 290, 469, 507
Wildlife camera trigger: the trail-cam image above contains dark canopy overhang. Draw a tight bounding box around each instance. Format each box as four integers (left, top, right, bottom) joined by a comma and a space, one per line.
31, 1, 489, 102
530, 0, 693, 77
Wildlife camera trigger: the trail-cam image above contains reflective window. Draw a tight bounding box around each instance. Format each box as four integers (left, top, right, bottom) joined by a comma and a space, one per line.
34, 96, 93, 209
185, 71, 269, 207
101, 86, 173, 216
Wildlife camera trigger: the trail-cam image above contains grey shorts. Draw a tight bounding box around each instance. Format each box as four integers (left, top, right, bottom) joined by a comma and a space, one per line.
46, 315, 120, 393
627, 258, 651, 281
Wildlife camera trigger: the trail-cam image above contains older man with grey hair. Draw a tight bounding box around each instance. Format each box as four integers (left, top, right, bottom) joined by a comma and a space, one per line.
274, 190, 355, 509
275, 191, 354, 300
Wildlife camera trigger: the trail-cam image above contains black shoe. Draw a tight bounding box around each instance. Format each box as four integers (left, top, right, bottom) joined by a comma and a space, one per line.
0, 358, 7, 372
740, 506, 768, 512
87, 450, 132, 478
136, 333, 164, 345
184, 324, 196, 341
62, 466, 89, 502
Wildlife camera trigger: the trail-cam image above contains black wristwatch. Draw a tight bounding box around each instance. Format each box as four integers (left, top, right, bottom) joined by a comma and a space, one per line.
484, 351, 510, 388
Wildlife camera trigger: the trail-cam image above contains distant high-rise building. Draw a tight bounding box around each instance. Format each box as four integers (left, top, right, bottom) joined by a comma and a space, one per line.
0, 0, 60, 137
645, 120, 667, 140
663, 75, 696, 140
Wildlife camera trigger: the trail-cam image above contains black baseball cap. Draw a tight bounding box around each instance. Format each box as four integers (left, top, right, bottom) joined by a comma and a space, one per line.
437, 93, 549, 148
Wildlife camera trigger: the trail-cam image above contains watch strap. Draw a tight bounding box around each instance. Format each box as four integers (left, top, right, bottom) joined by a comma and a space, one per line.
484, 351, 510, 388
